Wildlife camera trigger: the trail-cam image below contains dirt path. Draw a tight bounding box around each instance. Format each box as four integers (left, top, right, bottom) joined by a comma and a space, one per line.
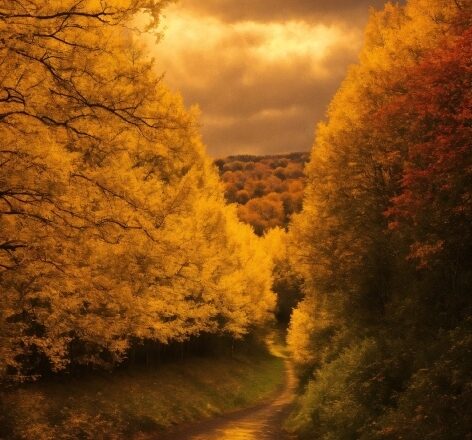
159, 361, 297, 440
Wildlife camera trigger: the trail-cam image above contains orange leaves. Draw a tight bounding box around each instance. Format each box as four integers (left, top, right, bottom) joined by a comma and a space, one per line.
407, 241, 445, 269
381, 28, 472, 266
218, 153, 308, 235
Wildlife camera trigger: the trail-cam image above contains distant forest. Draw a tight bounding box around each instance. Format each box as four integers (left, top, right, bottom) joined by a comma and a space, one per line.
216, 152, 310, 235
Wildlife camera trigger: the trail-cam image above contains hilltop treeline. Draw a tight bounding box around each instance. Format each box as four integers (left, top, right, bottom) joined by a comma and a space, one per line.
0, 0, 275, 384
286, 1, 472, 439
216, 153, 309, 235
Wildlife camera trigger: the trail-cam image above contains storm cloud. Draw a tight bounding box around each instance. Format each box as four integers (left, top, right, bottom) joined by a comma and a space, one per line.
180, 0, 389, 24
149, 0, 391, 156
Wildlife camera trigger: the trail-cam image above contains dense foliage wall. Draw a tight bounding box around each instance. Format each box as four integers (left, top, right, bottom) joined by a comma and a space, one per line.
287, 0, 472, 438
0, 0, 275, 383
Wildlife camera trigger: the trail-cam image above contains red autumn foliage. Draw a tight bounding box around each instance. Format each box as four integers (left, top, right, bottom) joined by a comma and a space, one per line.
383, 28, 472, 266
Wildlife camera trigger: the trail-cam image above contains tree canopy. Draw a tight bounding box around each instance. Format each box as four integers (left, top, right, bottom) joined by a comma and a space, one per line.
287, 1, 472, 438
0, 0, 275, 382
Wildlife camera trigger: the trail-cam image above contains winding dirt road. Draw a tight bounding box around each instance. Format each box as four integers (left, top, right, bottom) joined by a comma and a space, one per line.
160, 361, 297, 440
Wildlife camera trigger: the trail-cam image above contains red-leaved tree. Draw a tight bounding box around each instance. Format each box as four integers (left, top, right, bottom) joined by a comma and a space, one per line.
384, 28, 472, 268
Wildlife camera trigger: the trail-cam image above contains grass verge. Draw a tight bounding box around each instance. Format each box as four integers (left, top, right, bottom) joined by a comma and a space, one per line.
0, 348, 284, 439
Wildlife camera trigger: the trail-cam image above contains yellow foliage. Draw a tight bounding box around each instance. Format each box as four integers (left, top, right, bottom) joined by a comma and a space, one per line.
0, 0, 275, 381
288, 0, 467, 368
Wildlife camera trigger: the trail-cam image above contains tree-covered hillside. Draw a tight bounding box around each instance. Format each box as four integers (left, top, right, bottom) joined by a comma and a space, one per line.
216, 153, 309, 235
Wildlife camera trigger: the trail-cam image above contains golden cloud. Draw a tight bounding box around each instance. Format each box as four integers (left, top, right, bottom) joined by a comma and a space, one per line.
139, 1, 387, 156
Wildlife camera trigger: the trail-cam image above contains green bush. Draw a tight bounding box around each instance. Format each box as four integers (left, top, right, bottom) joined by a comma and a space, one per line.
376, 321, 472, 440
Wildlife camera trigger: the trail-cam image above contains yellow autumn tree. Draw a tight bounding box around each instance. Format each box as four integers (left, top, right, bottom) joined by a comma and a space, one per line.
0, 0, 275, 381
286, 1, 471, 438
288, 0, 468, 361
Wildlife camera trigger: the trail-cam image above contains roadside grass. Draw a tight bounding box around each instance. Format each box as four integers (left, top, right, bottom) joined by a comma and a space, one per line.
0, 347, 285, 439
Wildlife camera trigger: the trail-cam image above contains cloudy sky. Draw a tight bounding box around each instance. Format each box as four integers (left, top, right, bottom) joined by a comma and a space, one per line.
152, 0, 389, 157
